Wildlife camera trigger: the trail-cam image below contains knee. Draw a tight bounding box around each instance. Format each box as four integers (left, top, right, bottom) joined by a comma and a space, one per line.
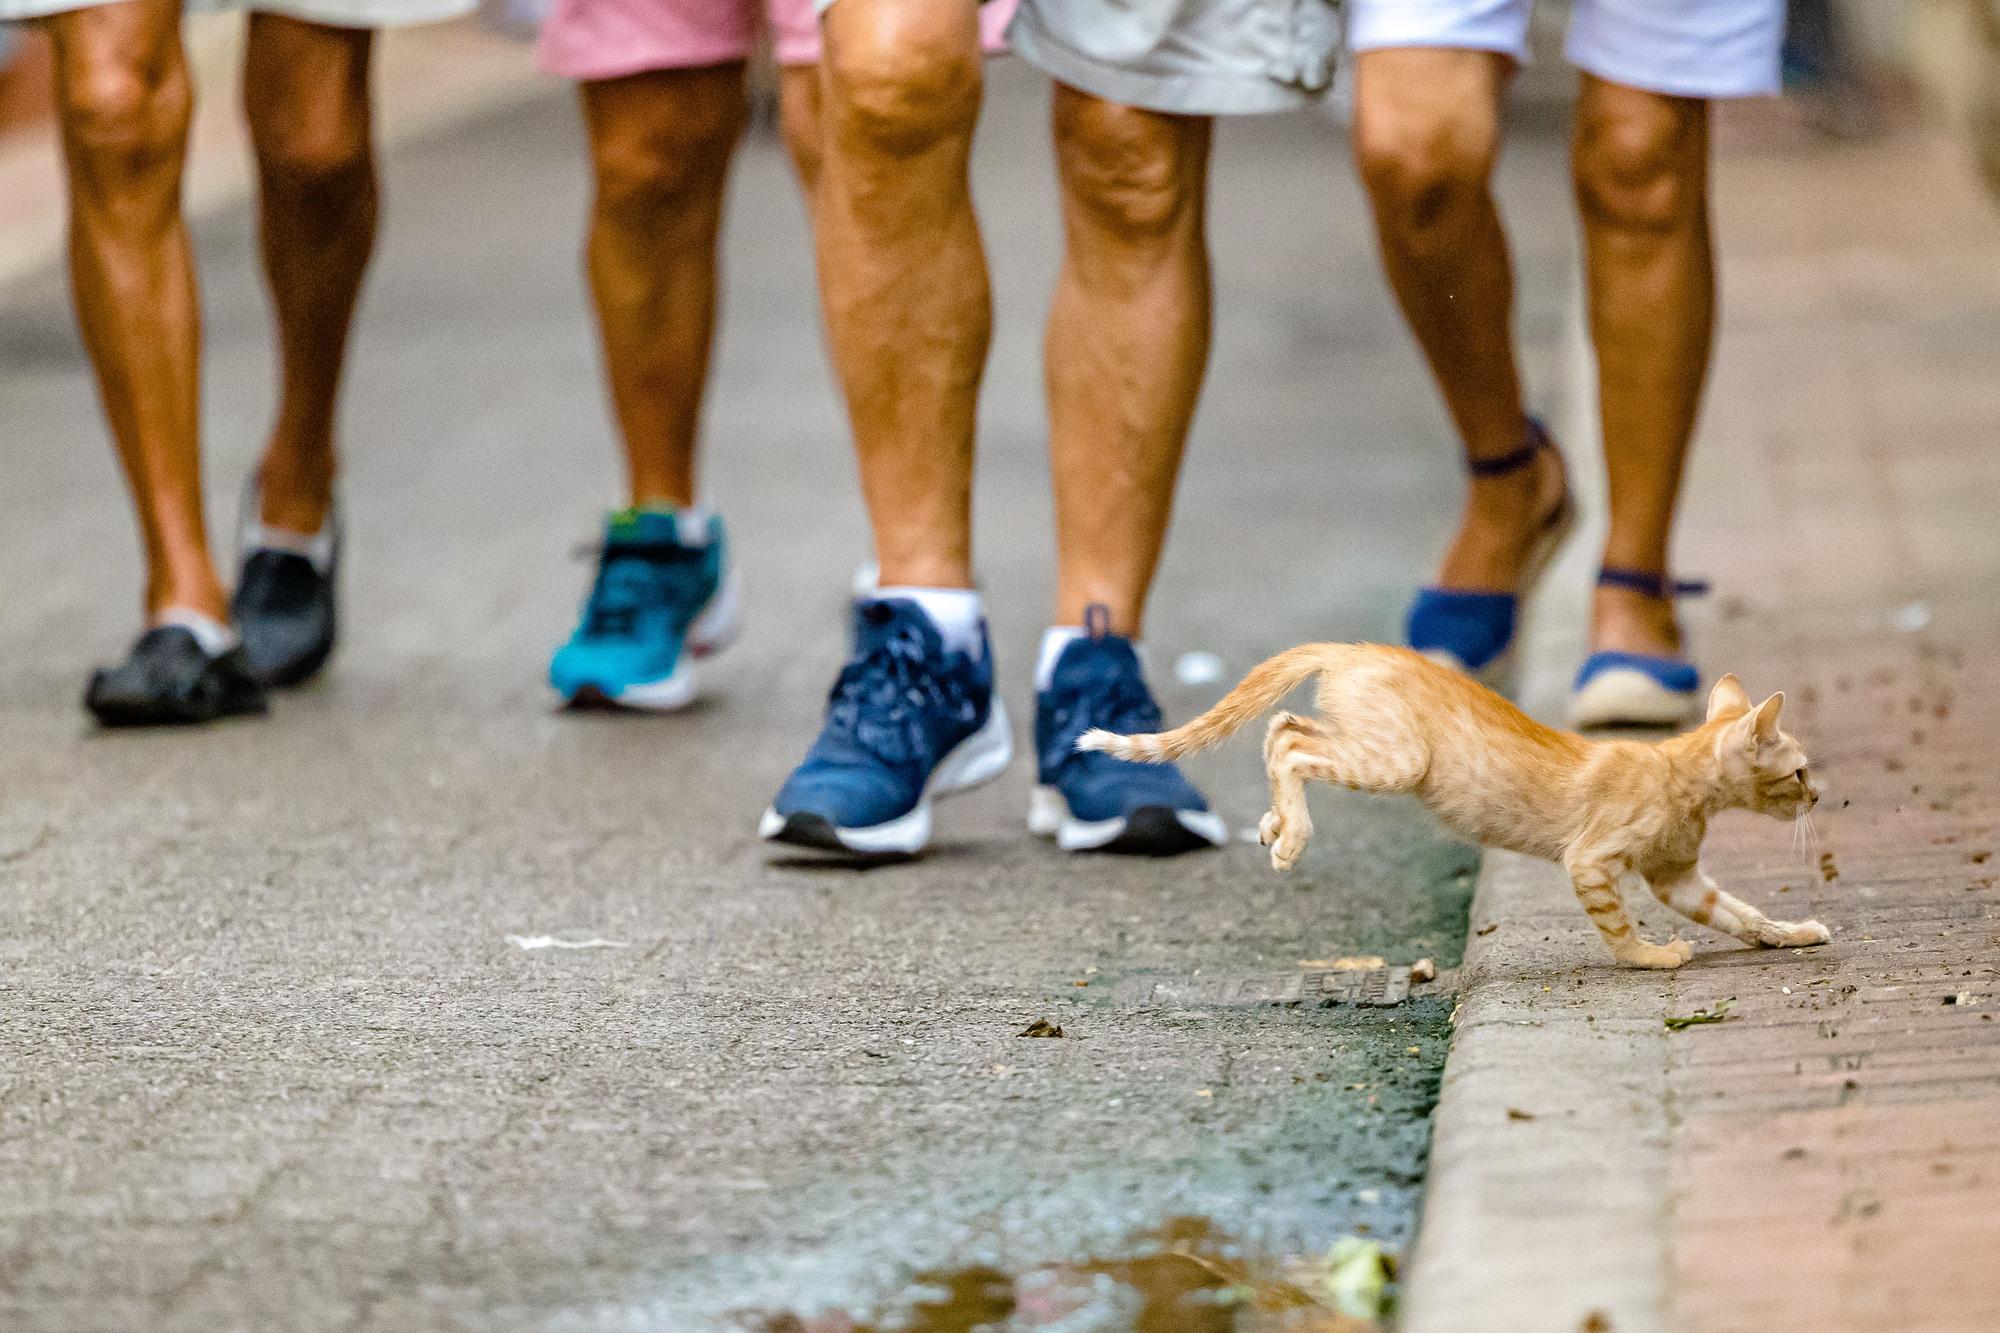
1055, 94, 1206, 239
1354, 102, 1497, 236
824, 10, 981, 159
591, 94, 744, 221
1573, 101, 1705, 234
256, 105, 372, 196
57, 60, 191, 186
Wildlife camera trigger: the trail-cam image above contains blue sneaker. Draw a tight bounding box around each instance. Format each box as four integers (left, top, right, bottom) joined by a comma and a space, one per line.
759, 598, 1013, 856
549, 507, 739, 711
1028, 610, 1226, 855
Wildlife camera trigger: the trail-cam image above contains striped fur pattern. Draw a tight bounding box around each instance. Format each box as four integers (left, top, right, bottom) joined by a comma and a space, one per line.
1078, 645, 1830, 969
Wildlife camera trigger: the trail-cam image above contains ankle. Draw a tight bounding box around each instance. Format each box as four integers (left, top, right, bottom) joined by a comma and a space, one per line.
148, 574, 229, 626
1461, 470, 1540, 524
1590, 585, 1683, 656
258, 452, 336, 534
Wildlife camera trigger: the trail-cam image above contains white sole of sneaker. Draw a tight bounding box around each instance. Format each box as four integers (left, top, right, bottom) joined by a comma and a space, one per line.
557, 566, 743, 714
757, 699, 1014, 856
1027, 787, 1228, 853
688, 565, 742, 659
1569, 667, 1698, 730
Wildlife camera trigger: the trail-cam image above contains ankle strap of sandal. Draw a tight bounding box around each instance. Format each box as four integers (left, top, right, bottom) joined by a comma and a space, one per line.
1466, 417, 1551, 479
1598, 566, 1711, 600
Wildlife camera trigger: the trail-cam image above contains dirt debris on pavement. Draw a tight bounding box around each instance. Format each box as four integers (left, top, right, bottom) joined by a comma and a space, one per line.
1017, 1018, 1065, 1038
1663, 999, 1738, 1031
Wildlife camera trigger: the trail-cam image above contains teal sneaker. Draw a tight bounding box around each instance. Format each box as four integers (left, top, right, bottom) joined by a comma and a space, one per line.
549, 506, 740, 711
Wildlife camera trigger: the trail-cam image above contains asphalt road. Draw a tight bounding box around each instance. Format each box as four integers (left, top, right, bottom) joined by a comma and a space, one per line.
0, 63, 1577, 1331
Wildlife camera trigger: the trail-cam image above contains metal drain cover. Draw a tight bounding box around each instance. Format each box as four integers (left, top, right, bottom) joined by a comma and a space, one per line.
1135, 966, 1413, 1008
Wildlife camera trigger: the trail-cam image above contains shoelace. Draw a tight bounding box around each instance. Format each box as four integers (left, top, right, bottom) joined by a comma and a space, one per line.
824, 625, 973, 768
1046, 665, 1162, 763
580, 542, 706, 638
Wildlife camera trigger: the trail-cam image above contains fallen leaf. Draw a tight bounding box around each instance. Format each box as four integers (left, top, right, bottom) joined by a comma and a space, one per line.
1299, 955, 1386, 970
1321, 1237, 1392, 1320
1475, 923, 1499, 937
1665, 998, 1738, 1031
1018, 1018, 1065, 1038
1507, 1107, 1535, 1121
1410, 957, 1437, 983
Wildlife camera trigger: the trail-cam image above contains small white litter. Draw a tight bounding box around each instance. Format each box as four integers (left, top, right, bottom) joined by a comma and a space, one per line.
1174, 650, 1225, 687
1892, 601, 1932, 633
505, 935, 630, 951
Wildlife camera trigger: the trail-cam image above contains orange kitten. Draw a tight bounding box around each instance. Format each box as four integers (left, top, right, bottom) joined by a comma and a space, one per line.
1078, 644, 1829, 969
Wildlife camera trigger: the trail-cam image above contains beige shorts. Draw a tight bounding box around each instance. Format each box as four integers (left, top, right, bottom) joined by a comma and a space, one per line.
1007, 0, 1341, 115
0, 0, 469, 27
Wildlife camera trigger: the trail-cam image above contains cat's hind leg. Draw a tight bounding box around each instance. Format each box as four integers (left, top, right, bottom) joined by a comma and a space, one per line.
1260, 713, 1319, 871
1261, 713, 1424, 872
1652, 867, 1830, 949
1568, 861, 1692, 968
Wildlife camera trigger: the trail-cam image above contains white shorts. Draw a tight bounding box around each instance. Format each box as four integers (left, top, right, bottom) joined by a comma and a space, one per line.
0, 0, 469, 27
1348, 0, 1784, 100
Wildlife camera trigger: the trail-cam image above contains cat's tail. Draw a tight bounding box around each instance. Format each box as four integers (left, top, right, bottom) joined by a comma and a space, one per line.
1077, 644, 1333, 763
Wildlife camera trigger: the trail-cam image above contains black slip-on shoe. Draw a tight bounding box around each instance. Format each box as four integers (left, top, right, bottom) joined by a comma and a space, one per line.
233, 502, 339, 688
85, 626, 268, 727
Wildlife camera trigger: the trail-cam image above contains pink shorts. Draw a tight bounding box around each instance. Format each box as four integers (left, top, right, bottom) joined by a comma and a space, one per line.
540, 0, 1015, 82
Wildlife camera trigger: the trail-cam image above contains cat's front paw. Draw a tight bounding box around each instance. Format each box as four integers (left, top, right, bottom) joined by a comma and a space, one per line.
1258, 811, 1282, 847
1270, 833, 1307, 873
1620, 937, 1694, 969
1778, 919, 1831, 948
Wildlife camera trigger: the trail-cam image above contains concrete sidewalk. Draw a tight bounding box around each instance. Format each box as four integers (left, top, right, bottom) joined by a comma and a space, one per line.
1403, 108, 2000, 1332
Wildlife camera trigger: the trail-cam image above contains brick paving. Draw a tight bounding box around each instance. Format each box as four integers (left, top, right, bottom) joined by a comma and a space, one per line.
1664, 108, 2000, 1332
1405, 108, 2000, 1332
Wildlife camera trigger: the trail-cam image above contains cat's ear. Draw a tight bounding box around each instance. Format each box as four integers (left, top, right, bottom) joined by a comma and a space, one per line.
1706, 673, 1751, 722
1752, 692, 1785, 744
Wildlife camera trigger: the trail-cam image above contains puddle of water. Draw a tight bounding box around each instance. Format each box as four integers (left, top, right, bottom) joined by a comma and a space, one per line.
739, 1218, 1383, 1333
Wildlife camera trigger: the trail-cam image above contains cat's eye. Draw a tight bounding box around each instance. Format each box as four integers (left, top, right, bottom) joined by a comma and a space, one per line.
1793, 768, 1809, 785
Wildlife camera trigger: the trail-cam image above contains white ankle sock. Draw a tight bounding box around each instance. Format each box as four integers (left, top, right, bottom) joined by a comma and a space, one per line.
1036, 626, 1085, 689
633, 500, 716, 546
245, 515, 336, 574
1035, 624, 1147, 689
674, 501, 718, 546
153, 607, 238, 656
875, 586, 984, 657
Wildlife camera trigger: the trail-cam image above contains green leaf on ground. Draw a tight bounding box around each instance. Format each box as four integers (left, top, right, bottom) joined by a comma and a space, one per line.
1322, 1237, 1392, 1319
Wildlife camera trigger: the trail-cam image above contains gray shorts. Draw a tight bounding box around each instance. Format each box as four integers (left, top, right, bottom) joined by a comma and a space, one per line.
1008, 0, 1341, 116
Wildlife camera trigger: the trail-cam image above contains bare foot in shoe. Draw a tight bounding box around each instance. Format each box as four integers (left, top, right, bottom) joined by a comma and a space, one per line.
1590, 583, 1684, 657
1434, 437, 1570, 593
